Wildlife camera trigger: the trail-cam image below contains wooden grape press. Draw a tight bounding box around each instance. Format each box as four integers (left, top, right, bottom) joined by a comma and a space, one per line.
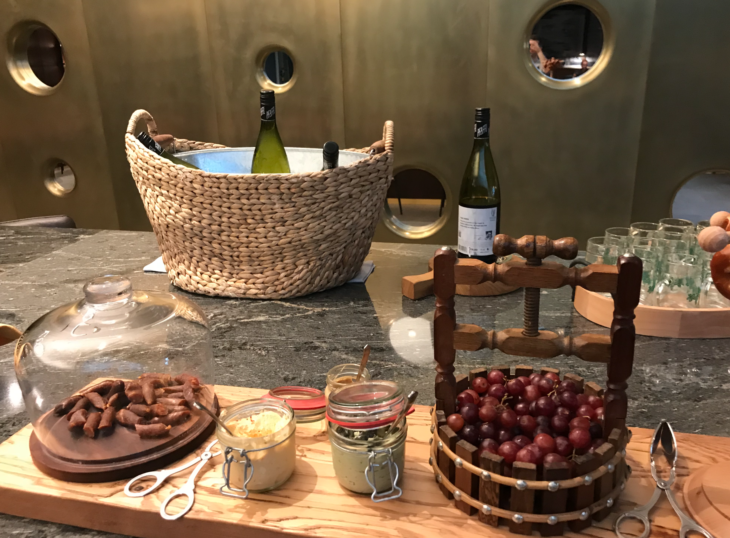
429, 234, 642, 535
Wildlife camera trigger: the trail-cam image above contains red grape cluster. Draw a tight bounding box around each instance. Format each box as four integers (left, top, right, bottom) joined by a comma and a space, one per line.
446, 370, 605, 470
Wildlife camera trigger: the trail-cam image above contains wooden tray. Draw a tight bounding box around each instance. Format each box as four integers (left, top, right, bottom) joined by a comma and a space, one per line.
574, 286, 730, 338
1, 384, 729, 538
683, 463, 730, 537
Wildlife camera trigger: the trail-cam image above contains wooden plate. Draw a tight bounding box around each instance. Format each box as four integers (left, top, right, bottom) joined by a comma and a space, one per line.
29, 386, 218, 483
698, 461, 730, 523
574, 286, 730, 338
683, 464, 730, 536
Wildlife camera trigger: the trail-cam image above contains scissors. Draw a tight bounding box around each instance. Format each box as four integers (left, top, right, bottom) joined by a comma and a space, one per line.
124, 439, 221, 520
615, 421, 713, 538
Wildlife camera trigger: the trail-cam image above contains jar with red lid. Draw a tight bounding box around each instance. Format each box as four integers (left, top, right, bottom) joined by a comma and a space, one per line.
326, 380, 406, 502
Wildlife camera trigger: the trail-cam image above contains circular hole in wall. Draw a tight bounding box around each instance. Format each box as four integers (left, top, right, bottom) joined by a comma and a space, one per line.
263, 50, 294, 86
45, 162, 76, 197
525, 1, 612, 88
7, 22, 65, 95
672, 170, 730, 224
383, 168, 450, 239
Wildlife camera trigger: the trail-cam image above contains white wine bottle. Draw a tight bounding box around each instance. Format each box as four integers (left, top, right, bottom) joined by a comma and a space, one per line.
136, 132, 200, 170
252, 90, 290, 174
457, 108, 501, 264
321, 141, 339, 170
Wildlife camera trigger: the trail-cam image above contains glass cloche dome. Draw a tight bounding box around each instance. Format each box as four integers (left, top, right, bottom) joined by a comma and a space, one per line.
14, 275, 214, 451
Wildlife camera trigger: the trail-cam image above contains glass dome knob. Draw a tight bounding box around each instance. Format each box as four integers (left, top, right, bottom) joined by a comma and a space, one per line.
83, 275, 132, 304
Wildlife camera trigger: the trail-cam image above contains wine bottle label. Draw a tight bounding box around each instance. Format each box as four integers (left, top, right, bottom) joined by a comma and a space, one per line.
458, 205, 498, 256
260, 104, 276, 121
474, 121, 489, 139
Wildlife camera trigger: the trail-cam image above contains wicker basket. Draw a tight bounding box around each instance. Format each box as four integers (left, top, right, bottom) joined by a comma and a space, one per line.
125, 109, 394, 299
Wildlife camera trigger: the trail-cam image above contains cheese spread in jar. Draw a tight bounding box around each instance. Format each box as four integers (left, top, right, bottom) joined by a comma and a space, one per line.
217, 398, 296, 498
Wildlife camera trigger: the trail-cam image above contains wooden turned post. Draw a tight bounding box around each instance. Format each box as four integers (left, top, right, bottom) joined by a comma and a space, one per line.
605, 254, 642, 436
434, 247, 458, 416
494, 235, 578, 337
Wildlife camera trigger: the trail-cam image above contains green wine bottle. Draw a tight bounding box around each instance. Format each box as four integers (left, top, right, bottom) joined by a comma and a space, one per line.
252, 90, 290, 174
136, 132, 200, 170
321, 141, 339, 170
457, 108, 501, 264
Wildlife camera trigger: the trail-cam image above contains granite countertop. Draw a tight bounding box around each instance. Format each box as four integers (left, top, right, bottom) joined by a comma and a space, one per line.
0, 226, 727, 537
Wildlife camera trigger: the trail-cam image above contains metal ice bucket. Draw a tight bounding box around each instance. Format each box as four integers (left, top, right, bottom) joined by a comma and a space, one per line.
175, 147, 368, 174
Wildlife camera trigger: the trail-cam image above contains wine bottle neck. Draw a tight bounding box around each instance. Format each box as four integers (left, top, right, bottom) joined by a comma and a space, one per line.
259, 118, 278, 131
473, 136, 490, 148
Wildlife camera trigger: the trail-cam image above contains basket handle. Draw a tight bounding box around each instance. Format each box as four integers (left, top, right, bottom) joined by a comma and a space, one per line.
126, 109, 159, 137
383, 121, 394, 153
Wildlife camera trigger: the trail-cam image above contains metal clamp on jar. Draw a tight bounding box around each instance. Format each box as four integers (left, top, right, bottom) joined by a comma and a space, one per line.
216, 398, 296, 500
326, 381, 411, 503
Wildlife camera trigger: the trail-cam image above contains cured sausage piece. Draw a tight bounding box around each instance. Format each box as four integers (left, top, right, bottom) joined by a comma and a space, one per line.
182, 382, 197, 408
81, 380, 113, 396
163, 405, 189, 413
141, 382, 157, 405
150, 410, 191, 426
86, 392, 106, 410
68, 409, 89, 429
99, 407, 116, 430
135, 423, 171, 438
54, 394, 83, 416
128, 404, 169, 418
107, 392, 130, 409
174, 374, 200, 389
84, 412, 102, 438
157, 397, 186, 407
139, 373, 173, 386
107, 379, 125, 398
66, 396, 90, 421
161, 386, 185, 394
116, 409, 144, 427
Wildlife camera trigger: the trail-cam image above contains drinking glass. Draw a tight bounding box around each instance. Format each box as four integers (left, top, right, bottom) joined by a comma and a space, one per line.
586, 237, 605, 264
696, 220, 711, 233
659, 218, 694, 231
698, 250, 730, 308
630, 222, 659, 241
629, 244, 657, 305
655, 254, 702, 308
603, 227, 631, 265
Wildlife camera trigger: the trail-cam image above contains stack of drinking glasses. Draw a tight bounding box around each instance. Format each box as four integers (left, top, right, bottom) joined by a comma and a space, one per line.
585, 218, 730, 309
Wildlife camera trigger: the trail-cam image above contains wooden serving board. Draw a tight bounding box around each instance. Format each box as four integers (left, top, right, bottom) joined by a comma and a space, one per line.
574, 286, 730, 338
683, 463, 730, 537
0, 384, 729, 538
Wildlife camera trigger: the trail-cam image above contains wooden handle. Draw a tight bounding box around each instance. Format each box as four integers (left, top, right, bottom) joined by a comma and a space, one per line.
402, 271, 434, 299
0, 324, 21, 348
453, 325, 611, 363
494, 234, 579, 261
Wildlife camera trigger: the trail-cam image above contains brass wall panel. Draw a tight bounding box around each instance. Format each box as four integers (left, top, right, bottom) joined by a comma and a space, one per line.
0, 142, 18, 221
631, 0, 730, 223
341, 0, 490, 246
205, 0, 345, 149
487, 0, 655, 244
82, 0, 220, 231
0, 0, 118, 229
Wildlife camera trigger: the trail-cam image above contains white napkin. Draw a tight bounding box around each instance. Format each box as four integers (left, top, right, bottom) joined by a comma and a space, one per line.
144, 257, 375, 284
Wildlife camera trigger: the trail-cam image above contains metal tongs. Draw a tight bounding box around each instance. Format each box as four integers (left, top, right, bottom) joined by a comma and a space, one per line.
615, 421, 713, 538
